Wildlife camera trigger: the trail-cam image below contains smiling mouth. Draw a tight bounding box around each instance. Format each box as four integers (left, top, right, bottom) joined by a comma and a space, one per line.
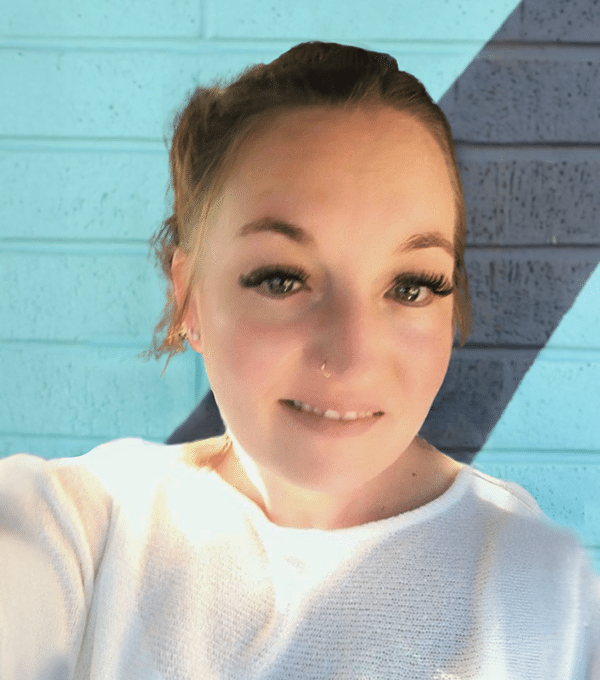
281, 399, 384, 421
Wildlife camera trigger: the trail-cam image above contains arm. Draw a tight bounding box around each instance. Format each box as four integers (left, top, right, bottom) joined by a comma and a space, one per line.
585, 566, 600, 679
0, 454, 110, 680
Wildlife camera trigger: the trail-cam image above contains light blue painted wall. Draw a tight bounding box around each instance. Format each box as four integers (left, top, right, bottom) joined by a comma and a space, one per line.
475, 263, 600, 563
0, 0, 519, 459
2, 0, 597, 567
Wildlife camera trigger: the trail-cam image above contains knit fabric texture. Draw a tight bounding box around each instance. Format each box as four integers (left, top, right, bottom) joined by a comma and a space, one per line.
1, 437, 599, 679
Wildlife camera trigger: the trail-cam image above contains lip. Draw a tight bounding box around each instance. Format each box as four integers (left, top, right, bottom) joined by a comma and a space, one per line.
280, 398, 384, 419
279, 399, 384, 437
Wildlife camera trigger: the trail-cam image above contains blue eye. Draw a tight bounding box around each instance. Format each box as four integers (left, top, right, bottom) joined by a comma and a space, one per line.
239, 265, 309, 298
388, 273, 453, 306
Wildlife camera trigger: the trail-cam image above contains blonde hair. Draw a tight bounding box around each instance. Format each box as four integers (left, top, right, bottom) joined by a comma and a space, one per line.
147, 41, 471, 363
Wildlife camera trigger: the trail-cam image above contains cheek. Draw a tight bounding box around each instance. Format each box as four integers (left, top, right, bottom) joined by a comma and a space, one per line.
392, 305, 454, 388
200, 294, 304, 389
422, 319, 454, 392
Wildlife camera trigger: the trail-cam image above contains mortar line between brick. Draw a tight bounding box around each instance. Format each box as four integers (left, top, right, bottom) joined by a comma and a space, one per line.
0, 136, 165, 152
201, 0, 215, 40
457, 344, 542, 351
465, 244, 600, 253
480, 43, 600, 59
474, 451, 600, 464
0, 37, 483, 52
0, 432, 116, 442
455, 142, 600, 153
0, 338, 152, 349
0, 241, 151, 256
456, 346, 600, 361
488, 40, 600, 49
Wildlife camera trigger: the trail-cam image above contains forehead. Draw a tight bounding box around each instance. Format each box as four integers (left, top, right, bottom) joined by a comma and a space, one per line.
233, 104, 447, 174
212, 105, 456, 246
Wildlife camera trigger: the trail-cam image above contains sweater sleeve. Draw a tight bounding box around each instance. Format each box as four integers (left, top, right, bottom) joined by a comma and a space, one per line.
0, 453, 111, 680
585, 561, 600, 680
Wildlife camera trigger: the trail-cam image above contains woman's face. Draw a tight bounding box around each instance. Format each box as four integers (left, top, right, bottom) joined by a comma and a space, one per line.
184, 105, 456, 493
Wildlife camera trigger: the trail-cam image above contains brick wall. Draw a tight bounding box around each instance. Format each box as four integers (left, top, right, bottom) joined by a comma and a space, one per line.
432, 0, 600, 568
1, 1, 597, 565
0, 0, 515, 457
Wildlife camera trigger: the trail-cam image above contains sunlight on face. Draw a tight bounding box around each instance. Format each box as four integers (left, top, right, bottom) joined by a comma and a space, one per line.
189, 106, 456, 493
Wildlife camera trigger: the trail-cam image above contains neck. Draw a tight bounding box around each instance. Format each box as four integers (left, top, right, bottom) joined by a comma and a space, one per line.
213, 436, 460, 530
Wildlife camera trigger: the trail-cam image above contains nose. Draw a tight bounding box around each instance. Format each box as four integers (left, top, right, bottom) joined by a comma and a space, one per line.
307, 288, 381, 380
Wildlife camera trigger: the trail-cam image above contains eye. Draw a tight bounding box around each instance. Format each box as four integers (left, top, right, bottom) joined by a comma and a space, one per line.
388, 272, 453, 306
239, 265, 310, 298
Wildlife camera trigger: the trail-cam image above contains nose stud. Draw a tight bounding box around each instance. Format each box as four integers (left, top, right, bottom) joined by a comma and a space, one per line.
320, 362, 331, 378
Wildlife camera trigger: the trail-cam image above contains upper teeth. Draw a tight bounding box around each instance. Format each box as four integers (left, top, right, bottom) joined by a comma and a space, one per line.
291, 400, 375, 421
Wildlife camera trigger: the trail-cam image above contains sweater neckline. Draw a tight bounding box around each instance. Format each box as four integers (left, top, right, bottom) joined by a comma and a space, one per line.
175, 447, 472, 542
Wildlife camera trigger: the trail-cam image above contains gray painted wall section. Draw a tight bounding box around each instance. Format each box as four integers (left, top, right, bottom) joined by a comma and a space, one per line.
421, 0, 600, 461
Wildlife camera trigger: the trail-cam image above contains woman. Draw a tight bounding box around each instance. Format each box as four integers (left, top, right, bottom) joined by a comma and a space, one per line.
1, 42, 598, 679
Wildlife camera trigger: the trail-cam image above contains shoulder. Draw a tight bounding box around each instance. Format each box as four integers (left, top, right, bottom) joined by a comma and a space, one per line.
62, 437, 185, 492
459, 465, 597, 582
454, 465, 592, 568
463, 465, 544, 518
0, 440, 180, 677
457, 467, 600, 631
0, 439, 184, 555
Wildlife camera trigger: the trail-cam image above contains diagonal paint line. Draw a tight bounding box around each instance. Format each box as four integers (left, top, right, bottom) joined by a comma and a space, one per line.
419, 0, 600, 466
478, 262, 600, 456
461, 0, 600, 552
0, 0, 524, 461
361, 2, 523, 101
477, 265, 600, 462
435, 1, 600, 569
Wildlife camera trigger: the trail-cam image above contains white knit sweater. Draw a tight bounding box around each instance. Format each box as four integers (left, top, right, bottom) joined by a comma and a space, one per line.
1, 437, 599, 680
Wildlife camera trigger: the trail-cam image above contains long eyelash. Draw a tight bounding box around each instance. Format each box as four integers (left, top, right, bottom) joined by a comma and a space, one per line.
393, 272, 454, 296
238, 267, 451, 296
239, 264, 309, 288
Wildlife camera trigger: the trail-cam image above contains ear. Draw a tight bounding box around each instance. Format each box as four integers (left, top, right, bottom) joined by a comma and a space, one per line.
171, 247, 203, 353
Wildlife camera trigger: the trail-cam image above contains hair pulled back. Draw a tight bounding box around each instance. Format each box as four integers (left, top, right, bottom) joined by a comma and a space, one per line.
148, 41, 471, 362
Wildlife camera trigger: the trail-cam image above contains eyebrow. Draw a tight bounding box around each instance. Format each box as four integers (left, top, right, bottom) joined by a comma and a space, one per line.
237, 217, 315, 246
237, 216, 454, 257
398, 232, 455, 258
